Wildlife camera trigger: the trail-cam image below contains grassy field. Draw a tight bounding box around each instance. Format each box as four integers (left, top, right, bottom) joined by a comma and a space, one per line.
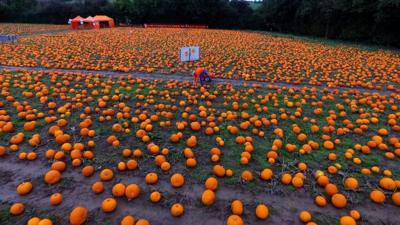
0, 27, 399, 91
0, 23, 68, 35
0, 24, 399, 225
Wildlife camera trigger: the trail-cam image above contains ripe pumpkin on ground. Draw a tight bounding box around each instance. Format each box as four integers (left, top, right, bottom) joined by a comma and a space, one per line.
231, 200, 243, 215
49, 193, 63, 206
9, 202, 25, 215
125, 184, 141, 199
201, 190, 216, 206
205, 177, 219, 191
121, 215, 136, 225
150, 191, 161, 203
340, 216, 356, 225
170, 203, 184, 217
299, 211, 312, 222
44, 170, 61, 185
331, 193, 347, 208
16, 181, 32, 195
69, 207, 88, 225
102, 198, 118, 213
226, 215, 244, 225
255, 204, 269, 220
170, 173, 185, 188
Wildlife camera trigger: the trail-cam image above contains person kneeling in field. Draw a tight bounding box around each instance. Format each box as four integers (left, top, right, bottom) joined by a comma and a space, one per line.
193, 67, 214, 86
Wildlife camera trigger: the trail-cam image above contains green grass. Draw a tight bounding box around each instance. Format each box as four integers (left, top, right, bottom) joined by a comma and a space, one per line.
0, 68, 399, 224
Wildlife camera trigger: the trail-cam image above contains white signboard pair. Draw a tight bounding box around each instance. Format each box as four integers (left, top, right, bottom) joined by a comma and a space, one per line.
180, 46, 200, 62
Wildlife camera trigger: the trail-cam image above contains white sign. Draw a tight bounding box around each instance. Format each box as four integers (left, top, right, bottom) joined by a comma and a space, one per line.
180, 46, 200, 62
180, 47, 190, 62
190, 46, 200, 61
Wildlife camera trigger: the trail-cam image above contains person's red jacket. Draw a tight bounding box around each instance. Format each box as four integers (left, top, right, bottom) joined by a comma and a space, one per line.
193, 67, 205, 82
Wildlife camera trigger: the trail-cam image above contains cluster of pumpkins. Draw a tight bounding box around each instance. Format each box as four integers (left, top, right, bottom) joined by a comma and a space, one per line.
0, 27, 399, 90
0, 69, 399, 225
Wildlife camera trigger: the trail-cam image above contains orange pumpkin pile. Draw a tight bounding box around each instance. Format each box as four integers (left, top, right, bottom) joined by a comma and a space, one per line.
0, 27, 399, 224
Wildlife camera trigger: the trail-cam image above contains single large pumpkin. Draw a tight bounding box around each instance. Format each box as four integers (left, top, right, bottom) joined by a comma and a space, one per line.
170, 173, 185, 188
145, 172, 158, 185
9, 202, 25, 215
49, 193, 63, 206
125, 184, 141, 199
170, 203, 184, 217
231, 200, 243, 215
226, 215, 244, 225
255, 204, 269, 220
205, 177, 218, 191
69, 207, 88, 225
16, 181, 33, 195
201, 190, 216, 206
121, 215, 136, 225
331, 193, 347, 208
102, 198, 117, 213
44, 170, 61, 185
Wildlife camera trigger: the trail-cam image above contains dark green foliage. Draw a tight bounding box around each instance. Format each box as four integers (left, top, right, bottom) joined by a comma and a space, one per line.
0, 0, 399, 47
257, 0, 400, 47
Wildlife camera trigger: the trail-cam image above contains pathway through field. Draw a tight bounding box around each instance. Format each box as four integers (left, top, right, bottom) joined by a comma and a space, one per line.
0, 65, 397, 96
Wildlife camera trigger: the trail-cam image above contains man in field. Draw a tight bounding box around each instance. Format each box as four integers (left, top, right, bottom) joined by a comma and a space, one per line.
193, 67, 213, 85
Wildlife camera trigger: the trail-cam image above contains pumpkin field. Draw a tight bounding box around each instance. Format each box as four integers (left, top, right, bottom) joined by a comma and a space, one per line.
0, 26, 399, 225
0, 24, 68, 36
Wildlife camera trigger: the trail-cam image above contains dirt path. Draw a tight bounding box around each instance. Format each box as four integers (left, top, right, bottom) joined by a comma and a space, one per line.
17, 29, 75, 38
0, 65, 397, 97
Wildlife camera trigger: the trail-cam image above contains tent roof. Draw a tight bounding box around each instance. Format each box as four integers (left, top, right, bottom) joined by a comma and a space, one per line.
83, 16, 95, 22
70, 15, 114, 23
93, 15, 113, 21
71, 16, 83, 22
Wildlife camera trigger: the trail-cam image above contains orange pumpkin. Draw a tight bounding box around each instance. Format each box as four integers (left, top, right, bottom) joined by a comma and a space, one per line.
226, 215, 244, 225
69, 207, 88, 225
125, 184, 141, 199
91, 181, 104, 194
205, 177, 219, 191
101, 198, 117, 213
170, 173, 185, 188
255, 204, 269, 220
231, 200, 243, 215
339, 216, 356, 225
121, 215, 136, 225
27, 217, 41, 225
16, 181, 32, 195
170, 203, 184, 217
344, 177, 359, 190
392, 192, 400, 206
298, 211, 312, 222
49, 193, 63, 206
136, 219, 150, 225
9, 202, 25, 215
331, 193, 347, 208
112, 183, 126, 197
260, 168, 273, 181
44, 170, 61, 185
370, 190, 385, 204
150, 191, 161, 203
201, 190, 216, 206
99, 168, 114, 181
145, 172, 158, 185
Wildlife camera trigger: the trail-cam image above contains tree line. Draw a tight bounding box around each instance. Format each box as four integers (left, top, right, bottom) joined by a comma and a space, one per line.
0, 0, 399, 47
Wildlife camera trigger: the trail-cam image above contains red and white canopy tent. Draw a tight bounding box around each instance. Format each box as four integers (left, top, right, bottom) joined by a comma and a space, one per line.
69, 16, 84, 29
69, 15, 115, 29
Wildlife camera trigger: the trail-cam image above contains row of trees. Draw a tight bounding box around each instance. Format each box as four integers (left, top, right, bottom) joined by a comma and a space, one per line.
257, 0, 400, 47
0, 0, 399, 47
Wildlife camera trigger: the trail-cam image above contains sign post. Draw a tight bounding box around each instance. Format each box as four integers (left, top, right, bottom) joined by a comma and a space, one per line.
180, 46, 200, 62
